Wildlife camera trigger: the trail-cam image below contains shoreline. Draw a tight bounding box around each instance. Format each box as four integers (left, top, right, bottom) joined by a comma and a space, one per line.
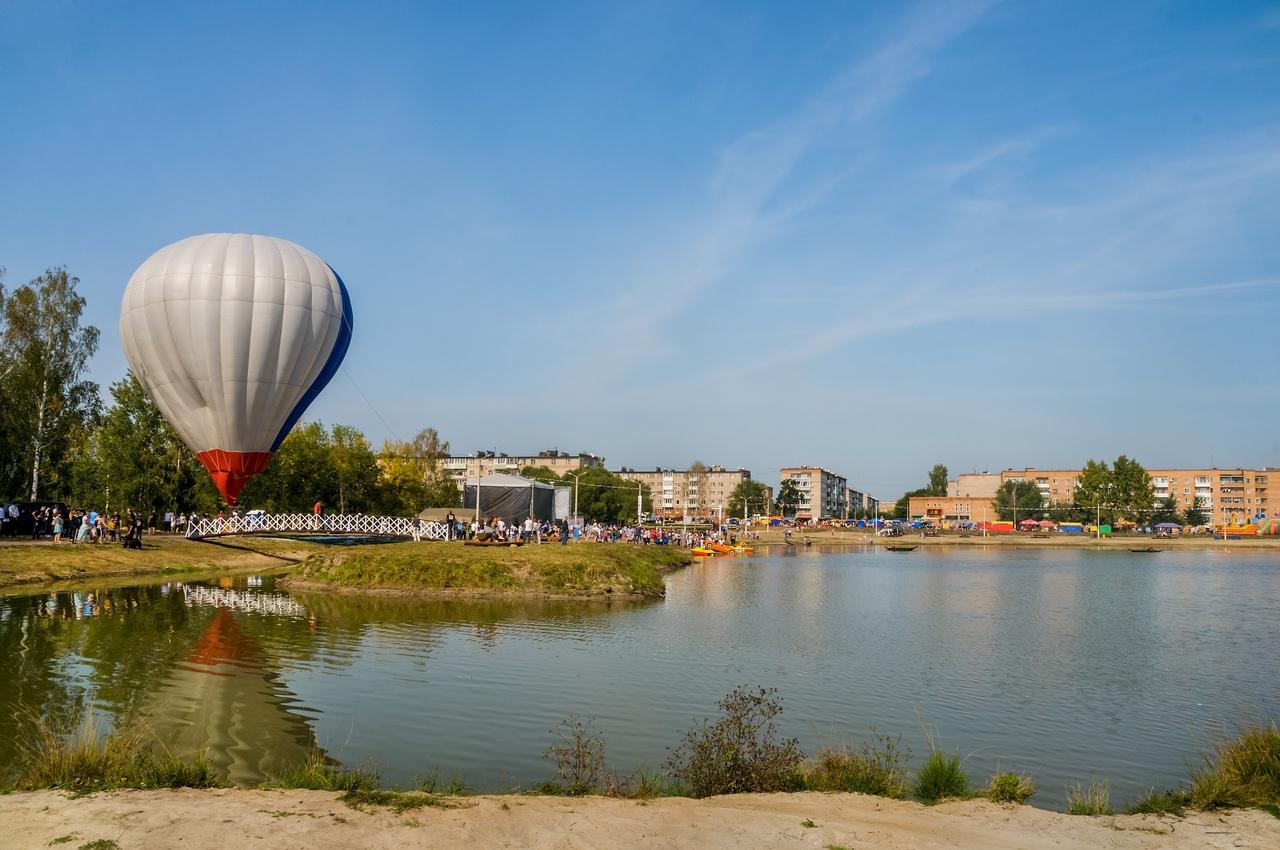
2, 788, 1274, 850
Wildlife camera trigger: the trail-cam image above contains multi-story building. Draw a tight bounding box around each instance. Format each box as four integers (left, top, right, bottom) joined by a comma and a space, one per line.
846, 487, 881, 518
1000, 466, 1275, 526
946, 472, 1002, 499
779, 466, 848, 519
616, 466, 757, 520
443, 450, 604, 485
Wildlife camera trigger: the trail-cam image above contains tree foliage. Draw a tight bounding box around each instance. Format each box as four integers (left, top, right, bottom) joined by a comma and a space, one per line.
568, 467, 650, 523
378, 427, 459, 514
993, 480, 1044, 521
1184, 496, 1209, 527
728, 479, 770, 518
774, 479, 802, 517
1072, 456, 1155, 524
0, 268, 101, 500
928, 464, 949, 496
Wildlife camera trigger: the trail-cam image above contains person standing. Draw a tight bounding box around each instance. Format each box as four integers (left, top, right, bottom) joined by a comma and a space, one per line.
51, 508, 64, 543
445, 510, 456, 541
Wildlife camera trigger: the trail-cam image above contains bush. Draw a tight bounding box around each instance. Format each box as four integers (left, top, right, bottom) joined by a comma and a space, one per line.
666, 686, 805, 797
985, 771, 1035, 804
1065, 778, 1113, 815
913, 750, 970, 805
544, 716, 608, 796
803, 733, 910, 798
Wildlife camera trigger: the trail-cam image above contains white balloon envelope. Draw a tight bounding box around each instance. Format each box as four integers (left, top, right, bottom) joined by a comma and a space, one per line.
119, 233, 353, 504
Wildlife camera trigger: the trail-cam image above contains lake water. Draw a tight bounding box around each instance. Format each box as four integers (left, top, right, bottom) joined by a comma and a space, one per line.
1, 545, 1277, 808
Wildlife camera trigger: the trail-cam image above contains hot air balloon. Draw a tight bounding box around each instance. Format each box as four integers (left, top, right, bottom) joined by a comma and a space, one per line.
119, 233, 352, 504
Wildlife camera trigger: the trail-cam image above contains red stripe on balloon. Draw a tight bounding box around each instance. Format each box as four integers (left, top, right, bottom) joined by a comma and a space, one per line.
197, 450, 273, 505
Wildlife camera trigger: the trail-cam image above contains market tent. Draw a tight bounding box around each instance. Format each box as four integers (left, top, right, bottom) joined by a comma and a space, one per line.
1059, 522, 1084, 534
1153, 522, 1182, 530
463, 473, 556, 524
1019, 518, 1040, 528
1038, 519, 1056, 528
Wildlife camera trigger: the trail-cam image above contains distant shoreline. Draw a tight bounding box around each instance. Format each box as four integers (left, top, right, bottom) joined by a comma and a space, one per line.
743, 529, 1280, 550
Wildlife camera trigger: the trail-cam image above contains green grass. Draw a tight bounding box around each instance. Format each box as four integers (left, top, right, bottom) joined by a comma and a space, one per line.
0, 534, 321, 589
1124, 788, 1191, 815
984, 771, 1035, 804
77, 841, 118, 850
292, 542, 691, 596
1065, 778, 1113, 815
913, 751, 970, 805
802, 734, 911, 798
1190, 723, 1280, 811
8, 715, 223, 795
262, 749, 379, 792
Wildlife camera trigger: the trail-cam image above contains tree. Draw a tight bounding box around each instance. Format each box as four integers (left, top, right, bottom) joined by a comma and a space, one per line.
92, 373, 219, 514
569, 467, 650, 523
1151, 496, 1182, 526
1184, 495, 1209, 527
379, 427, 459, 513
892, 488, 928, 519
775, 479, 802, 517
728, 479, 770, 518
0, 268, 100, 500
1073, 459, 1115, 525
1111, 455, 1155, 523
329, 425, 381, 514
928, 464, 949, 496
993, 480, 1044, 521
520, 465, 563, 485
688, 460, 709, 519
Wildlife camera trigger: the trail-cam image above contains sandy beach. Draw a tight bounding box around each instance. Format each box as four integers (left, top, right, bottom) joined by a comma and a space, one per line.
2, 789, 1276, 850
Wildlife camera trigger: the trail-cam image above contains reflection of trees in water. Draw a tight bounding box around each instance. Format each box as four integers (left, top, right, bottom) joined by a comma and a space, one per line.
288, 590, 657, 654
0, 585, 214, 776
0, 579, 662, 782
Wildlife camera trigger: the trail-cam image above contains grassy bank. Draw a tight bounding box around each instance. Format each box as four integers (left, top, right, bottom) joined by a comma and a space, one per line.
284, 542, 693, 597
6, 692, 1276, 821
0, 535, 323, 589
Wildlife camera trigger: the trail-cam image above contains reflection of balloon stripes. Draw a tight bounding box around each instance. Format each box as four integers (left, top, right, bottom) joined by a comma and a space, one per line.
183, 585, 309, 619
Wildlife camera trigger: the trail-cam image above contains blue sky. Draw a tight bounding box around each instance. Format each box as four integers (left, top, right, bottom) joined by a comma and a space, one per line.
2, 0, 1278, 499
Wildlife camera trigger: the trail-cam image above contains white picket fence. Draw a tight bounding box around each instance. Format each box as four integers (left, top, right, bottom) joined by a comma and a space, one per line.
186, 512, 450, 541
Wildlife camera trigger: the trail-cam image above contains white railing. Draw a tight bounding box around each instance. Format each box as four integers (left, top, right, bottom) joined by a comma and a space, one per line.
186, 513, 450, 541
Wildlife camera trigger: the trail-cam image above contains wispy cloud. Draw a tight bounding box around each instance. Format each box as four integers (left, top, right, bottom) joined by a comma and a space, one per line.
927, 123, 1076, 186
566, 0, 1001, 368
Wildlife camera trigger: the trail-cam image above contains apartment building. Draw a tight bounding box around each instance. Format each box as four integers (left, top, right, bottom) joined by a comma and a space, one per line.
846, 487, 881, 517
443, 450, 604, 485
615, 466, 756, 520
1000, 466, 1275, 525
779, 466, 848, 519
946, 472, 1002, 499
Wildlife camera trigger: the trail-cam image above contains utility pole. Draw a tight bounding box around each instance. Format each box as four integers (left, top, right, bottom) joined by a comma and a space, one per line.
637, 481, 642, 526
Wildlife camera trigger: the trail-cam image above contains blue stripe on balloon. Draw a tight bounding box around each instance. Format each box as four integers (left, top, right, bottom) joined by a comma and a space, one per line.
270, 265, 354, 451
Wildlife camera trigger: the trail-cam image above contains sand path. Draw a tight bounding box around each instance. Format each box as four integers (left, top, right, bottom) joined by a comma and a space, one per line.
2, 790, 1277, 850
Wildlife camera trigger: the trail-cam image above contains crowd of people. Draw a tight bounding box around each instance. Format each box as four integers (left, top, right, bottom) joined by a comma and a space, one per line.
1, 503, 197, 545
446, 512, 756, 548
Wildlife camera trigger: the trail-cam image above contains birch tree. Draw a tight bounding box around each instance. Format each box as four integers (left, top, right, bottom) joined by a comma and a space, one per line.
0, 268, 100, 500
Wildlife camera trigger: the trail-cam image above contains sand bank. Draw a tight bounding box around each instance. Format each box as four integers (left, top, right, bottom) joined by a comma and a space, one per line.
3, 789, 1276, 850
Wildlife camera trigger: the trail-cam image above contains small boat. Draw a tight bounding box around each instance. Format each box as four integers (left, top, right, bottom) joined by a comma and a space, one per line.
1129, 546, 1163, 553
784, 538, 812, 547
709, 543, 735, 554
885, 545, 917, 552
691, 547, 717, 556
